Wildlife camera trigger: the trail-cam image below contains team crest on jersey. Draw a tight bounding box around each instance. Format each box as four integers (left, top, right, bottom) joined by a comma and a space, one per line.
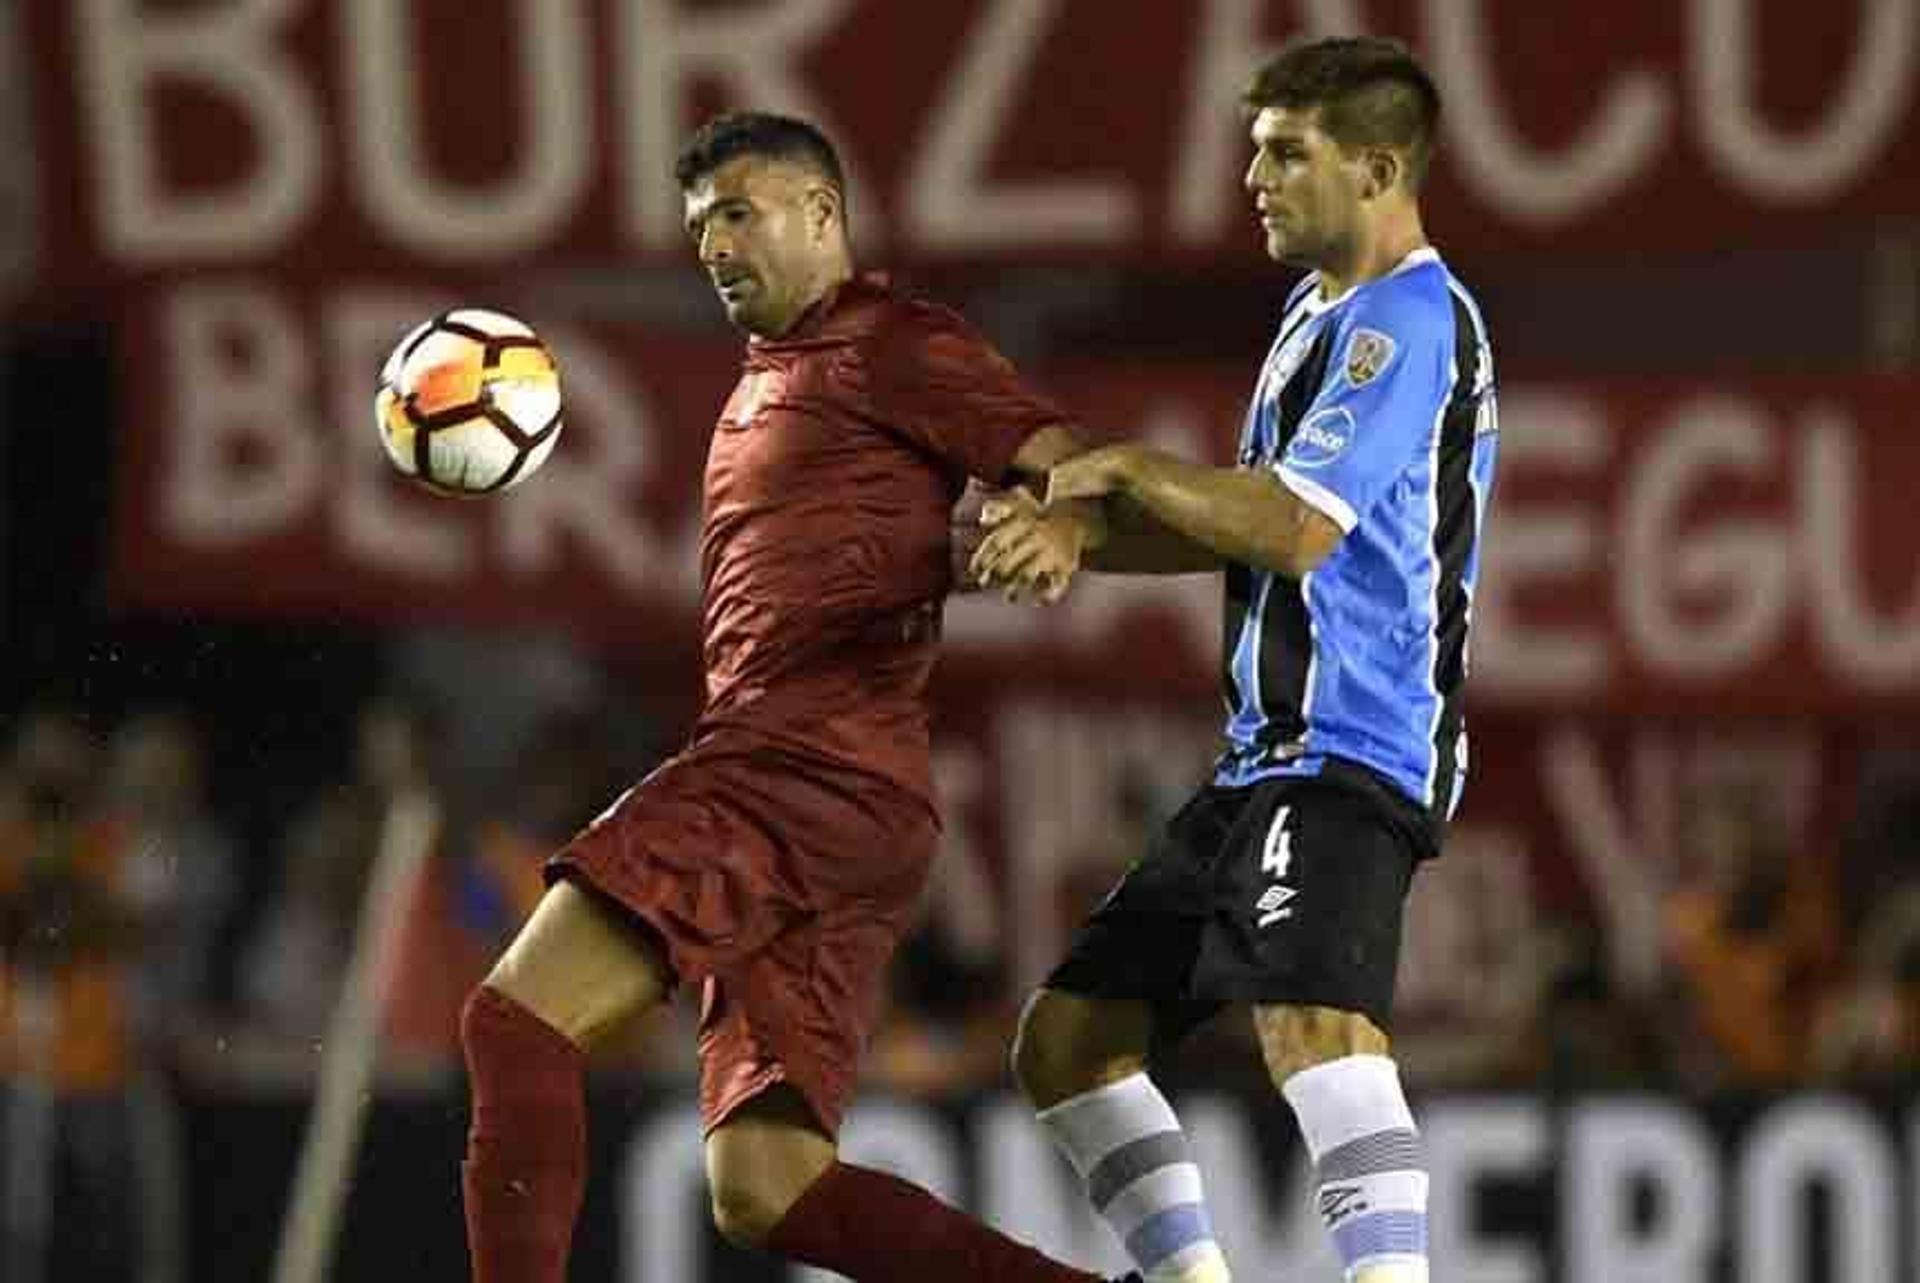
1343, 328, 1396, 387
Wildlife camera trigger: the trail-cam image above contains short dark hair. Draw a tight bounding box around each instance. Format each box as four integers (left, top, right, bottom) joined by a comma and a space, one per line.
1243, 37, 1441, 187
674, 111, 847, 194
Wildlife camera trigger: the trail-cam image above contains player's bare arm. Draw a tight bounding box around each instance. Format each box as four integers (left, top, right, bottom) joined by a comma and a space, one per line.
974, 488, 1220, 587
1047, 442, 1342, 579
971, 426, 1222, 592
1079, 493, 1224, 575
961, 425, 1108, 603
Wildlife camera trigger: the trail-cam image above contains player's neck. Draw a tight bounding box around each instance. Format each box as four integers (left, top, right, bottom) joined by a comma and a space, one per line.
769, 262, 857, 338
1318, 208, 1428, 301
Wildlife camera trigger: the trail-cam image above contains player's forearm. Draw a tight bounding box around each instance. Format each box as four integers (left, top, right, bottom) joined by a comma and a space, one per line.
1110, 449, 1321, 577
1083, 496, 1222, 574
1001, 423, 1110, 555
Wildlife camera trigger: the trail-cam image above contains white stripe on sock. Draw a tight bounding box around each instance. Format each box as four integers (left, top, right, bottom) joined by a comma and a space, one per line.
1036, 1073, 1182, 1175
1281, 1055, 1415, 1159
1036, 1073, 1230, 1282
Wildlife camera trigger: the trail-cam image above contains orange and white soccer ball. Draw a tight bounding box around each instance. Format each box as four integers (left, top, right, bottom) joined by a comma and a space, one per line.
375, 309, 562, 495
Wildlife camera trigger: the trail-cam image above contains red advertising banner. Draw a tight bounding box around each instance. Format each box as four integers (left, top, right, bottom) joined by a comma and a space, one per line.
107, 281, 1920, 714
14, 0, 1919, 299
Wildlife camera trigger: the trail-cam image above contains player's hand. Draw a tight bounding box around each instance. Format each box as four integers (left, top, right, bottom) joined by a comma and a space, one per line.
979, 485, 1042, 528
1044, 445, 1137, 506
953, 487, 1038, 594
968, 506, 1087, 605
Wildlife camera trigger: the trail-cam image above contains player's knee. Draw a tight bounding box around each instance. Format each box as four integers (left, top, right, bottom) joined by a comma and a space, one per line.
1011, 990, 1148, 1109
1254, 1003, 1389, 1084
705, 1091, 835, 1250
708, 1171, 797, 1250
1009, 990, 1069, 1101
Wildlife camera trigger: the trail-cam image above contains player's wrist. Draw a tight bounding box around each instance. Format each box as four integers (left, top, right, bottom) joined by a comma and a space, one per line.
1103, 443, 1149, 494
1054, 500, 1107, 550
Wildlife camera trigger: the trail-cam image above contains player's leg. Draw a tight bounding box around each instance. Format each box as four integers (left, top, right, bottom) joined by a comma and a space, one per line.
708, 1085, 1114, 1282
702, 1085, 835, 1246
461, 878, 673, 1283
1012, 990, 1155, 1107
1259, 1006, 1425, 1283
1015, 993, 1228, 1283
1221, 778, 1427, 1283
1011, 789, 1242, 1283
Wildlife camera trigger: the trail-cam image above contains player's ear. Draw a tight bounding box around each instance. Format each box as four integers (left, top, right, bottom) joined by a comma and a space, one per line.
1361, 147, 1401, 200
804, 184, 841, 241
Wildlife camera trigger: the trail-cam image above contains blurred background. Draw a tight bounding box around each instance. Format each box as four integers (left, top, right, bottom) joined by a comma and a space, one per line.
4, 2, 1918, 1281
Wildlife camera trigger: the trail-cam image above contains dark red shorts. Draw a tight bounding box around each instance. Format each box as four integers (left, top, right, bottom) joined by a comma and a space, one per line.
547, 737, 938, 1134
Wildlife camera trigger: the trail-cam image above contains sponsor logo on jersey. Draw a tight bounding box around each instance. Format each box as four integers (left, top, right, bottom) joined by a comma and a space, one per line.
1344, 327, 1396, 387
1285, 406, 1355, 470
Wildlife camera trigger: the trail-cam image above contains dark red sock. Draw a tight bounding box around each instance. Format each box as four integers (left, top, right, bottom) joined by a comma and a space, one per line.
765, 1160, 1103, 1283
460, 985, 587, 1283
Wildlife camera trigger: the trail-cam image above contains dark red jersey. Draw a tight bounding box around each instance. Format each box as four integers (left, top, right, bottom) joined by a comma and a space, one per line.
692, 272, 1071, 809
555, 273, 1071, 1131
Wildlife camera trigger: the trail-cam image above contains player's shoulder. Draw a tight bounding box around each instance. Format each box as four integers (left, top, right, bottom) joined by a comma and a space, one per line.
1334, 250, 1470, 366
867, 280, 981, 348
1349, 250, 1455, 328
857, 279, 1016, 383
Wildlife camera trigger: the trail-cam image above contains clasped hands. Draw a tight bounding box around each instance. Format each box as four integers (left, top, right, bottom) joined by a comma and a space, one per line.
964, 444, 1137, 604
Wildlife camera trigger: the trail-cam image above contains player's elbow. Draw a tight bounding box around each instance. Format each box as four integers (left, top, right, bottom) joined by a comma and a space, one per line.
1290, 540, 1339, 579
1245, 534, 1330, 580
1261, 501, 1344, 578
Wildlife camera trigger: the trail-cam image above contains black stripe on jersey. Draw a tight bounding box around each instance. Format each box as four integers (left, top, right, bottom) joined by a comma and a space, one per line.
1222, 561, 1256, 714
1424, 291, 1487, 818
1222, 324, 1335, 750
1256, 330, 1336, 737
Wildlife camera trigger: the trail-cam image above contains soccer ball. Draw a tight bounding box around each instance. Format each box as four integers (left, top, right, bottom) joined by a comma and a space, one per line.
375, 309, 562, 495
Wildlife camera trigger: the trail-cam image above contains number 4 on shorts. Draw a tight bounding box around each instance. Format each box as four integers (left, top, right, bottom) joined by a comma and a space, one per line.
1256, 806, 1297, 927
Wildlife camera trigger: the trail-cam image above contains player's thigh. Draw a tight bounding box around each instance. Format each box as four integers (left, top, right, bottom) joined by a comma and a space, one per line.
703, 1085, 837, 1247
1251, 1002, 1390, 1085
1193, 775, 1418, 1031
1038, 787, 1244, 1060
483, 878, 673, 1047
1012, 988, 1155, 1109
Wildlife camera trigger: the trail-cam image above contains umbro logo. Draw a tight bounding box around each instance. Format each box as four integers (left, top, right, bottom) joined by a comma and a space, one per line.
1318, 1184, 1369, 1224
1255, 883, 1296, 927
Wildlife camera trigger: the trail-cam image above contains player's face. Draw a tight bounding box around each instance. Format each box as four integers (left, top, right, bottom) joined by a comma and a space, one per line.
683, 156, 842, 337
1243, 107, 1362, 269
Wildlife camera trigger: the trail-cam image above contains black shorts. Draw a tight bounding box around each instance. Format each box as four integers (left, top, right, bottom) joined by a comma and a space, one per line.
1045, 764, 1426, 1041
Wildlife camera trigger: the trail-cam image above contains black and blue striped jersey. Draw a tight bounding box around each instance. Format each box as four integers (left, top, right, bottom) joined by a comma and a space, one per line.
1214, 247, 1498, 831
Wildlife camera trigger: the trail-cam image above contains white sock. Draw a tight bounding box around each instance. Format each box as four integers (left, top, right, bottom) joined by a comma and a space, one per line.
1036, 1073, 1231, 1283
1281, 1055, 1429, 1283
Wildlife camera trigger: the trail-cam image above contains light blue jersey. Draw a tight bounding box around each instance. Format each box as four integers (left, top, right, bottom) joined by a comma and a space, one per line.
1214, 247, 1498, 829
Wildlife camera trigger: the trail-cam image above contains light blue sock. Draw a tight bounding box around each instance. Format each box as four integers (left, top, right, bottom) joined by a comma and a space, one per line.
1282, 1055, 1428, 1282
1036, 1073, 1231, 1282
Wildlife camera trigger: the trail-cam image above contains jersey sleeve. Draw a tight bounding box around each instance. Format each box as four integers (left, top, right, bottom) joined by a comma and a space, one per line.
869, 308, 1074, 486
1274, 288, 1454, 533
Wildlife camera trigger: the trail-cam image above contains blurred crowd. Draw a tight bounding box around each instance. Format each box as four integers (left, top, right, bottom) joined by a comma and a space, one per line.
5, 678, 1919, 1099
6, 680, 1919, 1096
3, 642, 1918, 1277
